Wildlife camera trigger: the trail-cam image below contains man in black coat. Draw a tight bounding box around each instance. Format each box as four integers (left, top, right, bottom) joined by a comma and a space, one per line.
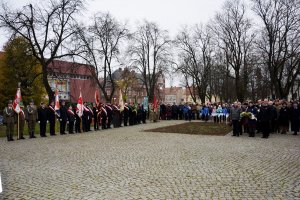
67, 105, 75, 134
100, 103, 107, 129
59, 101, 68, 135
38, 102, 48, 137
123, 103, 129, 126
290, 102, 300, 135
258, 100, 271, 138
92, 103, 99, 131
47, 101, 56, 136
105, 103, 113, 128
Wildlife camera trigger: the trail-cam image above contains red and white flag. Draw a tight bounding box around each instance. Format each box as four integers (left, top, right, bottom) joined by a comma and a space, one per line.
13, 88, 22, 114
77, 90, 83, 117
54, 89, 60, 110
95, 90, 100, 106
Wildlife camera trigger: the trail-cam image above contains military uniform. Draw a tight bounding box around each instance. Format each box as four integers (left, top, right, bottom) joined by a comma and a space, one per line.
3, 103, 16, 141
25, 103, 38, 138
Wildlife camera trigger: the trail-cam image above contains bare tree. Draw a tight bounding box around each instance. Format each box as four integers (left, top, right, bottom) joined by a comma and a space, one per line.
175, 25, 214, 103
128, 21, 172, 102
211, 0, 255, 102
0, 0, 84, 102
252, 0, 300, 99
74, 12, 128, 102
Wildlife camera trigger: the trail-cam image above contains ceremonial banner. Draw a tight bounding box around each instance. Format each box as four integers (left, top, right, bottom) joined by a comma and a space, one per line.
143, 96, 148, 111
77, 91, 83, 117
54, 89, 60, 117
95, 90, 100, 105
13, 88, 22, 114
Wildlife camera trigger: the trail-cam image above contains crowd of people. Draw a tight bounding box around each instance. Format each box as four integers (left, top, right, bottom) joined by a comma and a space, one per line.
158, 99, 300, 139
2, 98, 300, 141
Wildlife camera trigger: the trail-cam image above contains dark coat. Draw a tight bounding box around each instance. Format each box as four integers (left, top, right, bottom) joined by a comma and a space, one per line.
59, 106, 68, 121
290, 107, 300, 132
279, 107, 289, 126
38, 107, 48, 122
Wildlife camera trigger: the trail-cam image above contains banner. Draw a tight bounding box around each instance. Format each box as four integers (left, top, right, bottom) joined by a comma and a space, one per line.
13, 88, 22, 114
143, 96, 148, 111
77, 91, 83, 117
54, 89, 60, 117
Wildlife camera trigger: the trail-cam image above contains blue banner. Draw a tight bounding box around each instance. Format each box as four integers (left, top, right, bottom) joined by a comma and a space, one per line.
143, 96, 148, 111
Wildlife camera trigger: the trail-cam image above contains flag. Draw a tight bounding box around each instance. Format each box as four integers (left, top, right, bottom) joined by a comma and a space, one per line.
13, 88, 22, 114
54, 89, 60, 116
118, 89, 124, 111
77, 90, 83, 117
95, 90, 100, 106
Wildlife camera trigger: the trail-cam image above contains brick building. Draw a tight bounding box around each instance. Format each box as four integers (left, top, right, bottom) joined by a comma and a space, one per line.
47, 60, 97, 103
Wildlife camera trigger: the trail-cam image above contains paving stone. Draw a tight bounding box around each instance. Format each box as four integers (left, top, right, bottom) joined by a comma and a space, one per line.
0, 120, 299, 199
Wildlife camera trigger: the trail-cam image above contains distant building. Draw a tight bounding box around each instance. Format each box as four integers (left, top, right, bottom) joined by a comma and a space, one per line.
109, 68, 165, 103
47, 60, 97, 103
164, 87, 185, 105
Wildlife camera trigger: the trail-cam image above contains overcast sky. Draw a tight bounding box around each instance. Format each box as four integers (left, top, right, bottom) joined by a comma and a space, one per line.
0, 0, 256, 86
0, 0, 233, 49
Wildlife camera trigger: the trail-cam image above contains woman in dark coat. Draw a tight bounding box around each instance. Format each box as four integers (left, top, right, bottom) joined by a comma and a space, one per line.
279, 102, 289, 134
290, 102, 300, 135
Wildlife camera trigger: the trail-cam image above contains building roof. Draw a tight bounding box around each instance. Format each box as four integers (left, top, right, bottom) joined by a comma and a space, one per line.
48, 60, 94, 76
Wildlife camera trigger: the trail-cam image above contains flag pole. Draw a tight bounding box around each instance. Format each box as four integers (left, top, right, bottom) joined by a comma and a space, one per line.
17, 82, 20, 140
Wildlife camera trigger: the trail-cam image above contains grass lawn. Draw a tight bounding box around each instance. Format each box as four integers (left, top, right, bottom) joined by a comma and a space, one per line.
144, 122, 232, 136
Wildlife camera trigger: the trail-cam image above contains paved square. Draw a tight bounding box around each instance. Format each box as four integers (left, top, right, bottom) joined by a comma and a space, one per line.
0, 121, 299, 199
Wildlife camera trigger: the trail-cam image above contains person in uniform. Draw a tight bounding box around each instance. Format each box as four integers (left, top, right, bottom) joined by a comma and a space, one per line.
25, 99, 38, 138
47, 101, 57, 136
3, 100, 16, 141
92, 103, 99, 131
123, 103, 129, 126
67, 105, 75, 134
38, 102, 48, 137
18, 103, 26, 139
112, 103, 120, 128
75, 107, 82, 133
86, 104, 93, 131
100, 103, 107, 129
59, 101, 67, 135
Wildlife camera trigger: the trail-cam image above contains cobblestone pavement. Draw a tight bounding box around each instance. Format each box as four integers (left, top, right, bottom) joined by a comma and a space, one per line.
0, 120, 299, 200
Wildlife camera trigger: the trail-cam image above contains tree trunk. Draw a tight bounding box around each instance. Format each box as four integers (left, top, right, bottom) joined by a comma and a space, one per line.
42, 65, 54, 104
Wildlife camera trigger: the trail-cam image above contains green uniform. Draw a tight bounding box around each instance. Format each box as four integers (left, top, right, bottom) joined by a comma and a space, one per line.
25, 105, 38, 138
3, 107, 16, 141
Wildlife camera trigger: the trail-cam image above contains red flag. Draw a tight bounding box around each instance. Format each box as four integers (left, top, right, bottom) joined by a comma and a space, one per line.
95, 90, 100, 105
77, 90, 83, 117
13, 88, 22, 113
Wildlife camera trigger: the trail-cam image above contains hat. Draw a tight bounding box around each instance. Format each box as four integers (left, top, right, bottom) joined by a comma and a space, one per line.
8, 100, 13, 104
30, 99, 34, 103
